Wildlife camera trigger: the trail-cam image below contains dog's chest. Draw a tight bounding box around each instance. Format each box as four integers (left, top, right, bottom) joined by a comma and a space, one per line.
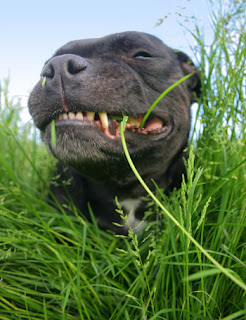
119, 198, 145, 230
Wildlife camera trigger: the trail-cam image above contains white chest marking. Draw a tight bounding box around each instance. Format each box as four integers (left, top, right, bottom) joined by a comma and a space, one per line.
119, 198, 147, 232
120, 198, 141, 215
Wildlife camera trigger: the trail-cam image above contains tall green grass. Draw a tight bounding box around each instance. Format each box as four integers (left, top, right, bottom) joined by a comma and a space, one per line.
0, 2, 245, 319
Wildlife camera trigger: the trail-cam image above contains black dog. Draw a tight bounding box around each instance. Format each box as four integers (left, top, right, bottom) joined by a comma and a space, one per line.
28, 31, 200, 233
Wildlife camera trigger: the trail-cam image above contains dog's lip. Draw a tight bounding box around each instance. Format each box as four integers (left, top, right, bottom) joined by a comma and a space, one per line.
46, 110, 173, 140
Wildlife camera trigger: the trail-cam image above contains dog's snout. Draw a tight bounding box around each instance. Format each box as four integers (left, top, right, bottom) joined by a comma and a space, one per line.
41, 54, 88, 80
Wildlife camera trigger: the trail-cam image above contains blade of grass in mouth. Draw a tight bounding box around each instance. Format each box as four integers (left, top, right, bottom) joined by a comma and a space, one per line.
51, 119, 56, 147
140, 72, 195, 128
109, 116, 124, 121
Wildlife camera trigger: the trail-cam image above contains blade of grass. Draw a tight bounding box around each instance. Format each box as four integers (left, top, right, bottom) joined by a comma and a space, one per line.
42, 76, 46, 88
120, 114, 246, 292
140, 72, 194, 128
51, 120, 56, 148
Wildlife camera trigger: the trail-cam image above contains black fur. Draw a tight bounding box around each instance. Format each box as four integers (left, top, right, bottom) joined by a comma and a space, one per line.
28, 31, 200, 233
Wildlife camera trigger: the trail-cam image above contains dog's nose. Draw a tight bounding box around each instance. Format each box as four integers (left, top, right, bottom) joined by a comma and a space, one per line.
41, 54, 88, 80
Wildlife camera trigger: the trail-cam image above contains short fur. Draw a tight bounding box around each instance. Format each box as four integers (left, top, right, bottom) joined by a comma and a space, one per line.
28, 31, 200, 234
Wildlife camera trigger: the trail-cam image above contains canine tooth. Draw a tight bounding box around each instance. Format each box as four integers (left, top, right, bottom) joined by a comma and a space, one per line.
58, 114, 63, 120
87, 112, 95, 121
76, 112, 83, 120
62, 113, 68, 120
68, 112, 76, 120
98, 112, 109, 129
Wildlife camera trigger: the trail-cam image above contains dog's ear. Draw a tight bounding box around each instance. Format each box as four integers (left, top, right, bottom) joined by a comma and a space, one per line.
174, 50, 201, 101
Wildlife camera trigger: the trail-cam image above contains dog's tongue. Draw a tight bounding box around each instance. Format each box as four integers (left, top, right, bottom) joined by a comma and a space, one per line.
104, 116, 164, 139
128, 115, 163, 131
144, 118, 163, 131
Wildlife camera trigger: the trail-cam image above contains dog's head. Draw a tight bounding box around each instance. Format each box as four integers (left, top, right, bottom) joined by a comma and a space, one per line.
28, 31, 200, 183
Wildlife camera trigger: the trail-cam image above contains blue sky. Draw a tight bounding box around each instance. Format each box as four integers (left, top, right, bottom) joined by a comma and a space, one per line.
1, 0, 211, 120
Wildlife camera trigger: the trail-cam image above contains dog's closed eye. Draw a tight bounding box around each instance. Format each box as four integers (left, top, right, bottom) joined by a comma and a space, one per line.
133, 51, 153, 58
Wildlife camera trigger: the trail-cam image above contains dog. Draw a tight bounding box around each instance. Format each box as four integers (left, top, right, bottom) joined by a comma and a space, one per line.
28, 31, 200, 234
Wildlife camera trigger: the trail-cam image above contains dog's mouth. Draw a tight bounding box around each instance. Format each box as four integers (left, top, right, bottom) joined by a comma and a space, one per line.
53, 111, 172, 140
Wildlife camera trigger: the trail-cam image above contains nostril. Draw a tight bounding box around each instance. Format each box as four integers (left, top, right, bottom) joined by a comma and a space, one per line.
41, 63, 55, 79
40, 54, 88, 82
67, 58, 87, 75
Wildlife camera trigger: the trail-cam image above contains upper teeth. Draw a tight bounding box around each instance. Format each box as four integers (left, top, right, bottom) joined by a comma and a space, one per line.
98, 112, 109, 129
68, 112, 76, 120
57, 112, 146, 132
57, 111, 109, 129
128, 116, 142, 127
76, 112, 83, 120
87, 112, 95, 121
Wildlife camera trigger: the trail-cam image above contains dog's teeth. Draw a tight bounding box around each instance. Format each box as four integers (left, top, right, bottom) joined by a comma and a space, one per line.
98, 112, 109, 129
76, 112, 83, 120
62, 113, 68, 120
128, 116, 141, 127
68, 112, 76, 120
58, 114, 63, 120
87, 112, 95, 121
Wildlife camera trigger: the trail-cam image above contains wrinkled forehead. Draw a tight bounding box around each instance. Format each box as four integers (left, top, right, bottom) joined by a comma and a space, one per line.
54, 31, 170, 58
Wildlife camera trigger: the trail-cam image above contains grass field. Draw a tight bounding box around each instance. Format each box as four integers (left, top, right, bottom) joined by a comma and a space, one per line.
0, 2, 245, 319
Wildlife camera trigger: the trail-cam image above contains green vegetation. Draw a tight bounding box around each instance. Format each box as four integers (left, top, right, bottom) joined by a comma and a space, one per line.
139, 72, 194, 129
0, 1, 245, 319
